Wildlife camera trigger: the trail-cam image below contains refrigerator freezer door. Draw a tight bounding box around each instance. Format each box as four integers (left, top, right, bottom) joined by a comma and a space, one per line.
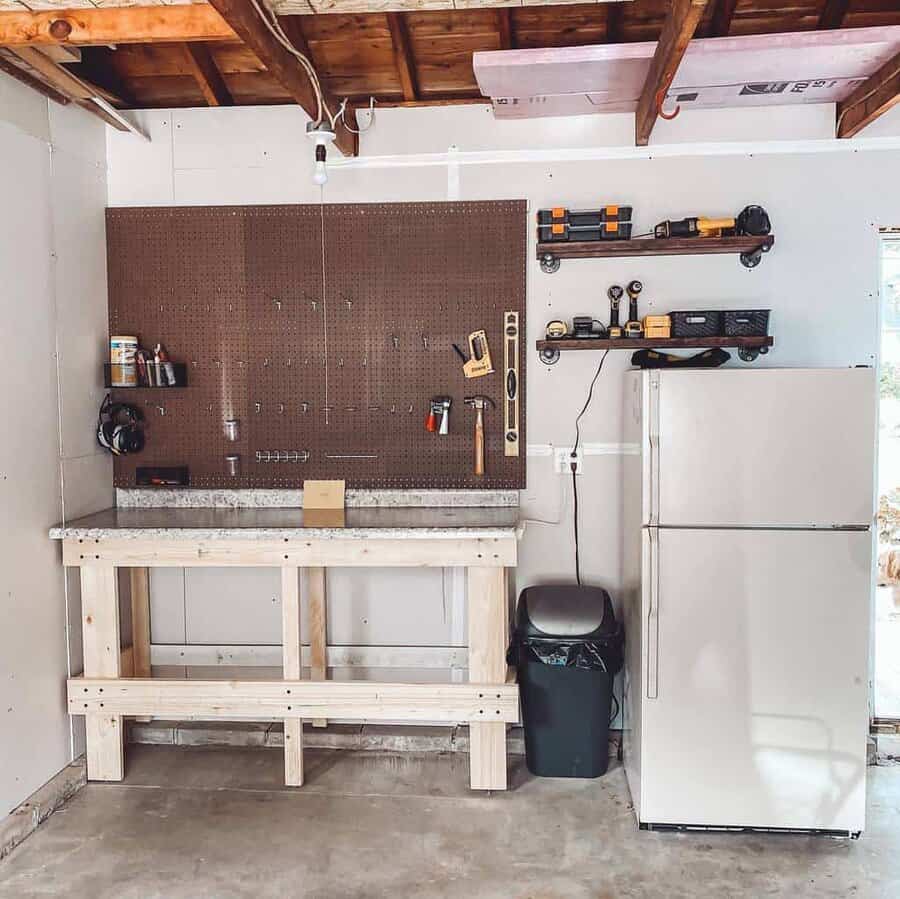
639, 527, 871, 833
651, 368, 875, 528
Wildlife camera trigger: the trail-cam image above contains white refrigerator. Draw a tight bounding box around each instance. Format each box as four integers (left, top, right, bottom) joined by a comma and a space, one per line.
621, 368, 876, 836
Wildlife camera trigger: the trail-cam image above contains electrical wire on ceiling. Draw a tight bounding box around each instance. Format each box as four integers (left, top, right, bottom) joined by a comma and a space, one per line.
248, 0, 375, 134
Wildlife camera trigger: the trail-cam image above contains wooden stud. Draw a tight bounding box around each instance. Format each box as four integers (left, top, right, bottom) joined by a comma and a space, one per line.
634, 0, 708, 146
707, 0, 737, 37
62, 536, 516, 568
606, 2, 623, 43
0, 54, 70, 105
68, 677, 520, 722
387, 12, 418, 102
818, 0, 850, 30
81, 566, 124, 782
281, 567, 303, 786
837, 49, 900, 139
207, 0, 357, 156
129, 568, 152, 679
308, 567, 327, 728
0, 7, 236, 48
183, 43, 233, 106
467, 566, 508, 790
496, 8, 513, 50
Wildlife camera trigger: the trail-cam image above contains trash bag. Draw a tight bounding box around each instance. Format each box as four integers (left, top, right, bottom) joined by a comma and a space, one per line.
508, 626, 624, 674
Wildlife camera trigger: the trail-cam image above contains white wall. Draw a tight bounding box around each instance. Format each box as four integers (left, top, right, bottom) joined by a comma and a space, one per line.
106, 102, 900, 681
0, 74, 111, 816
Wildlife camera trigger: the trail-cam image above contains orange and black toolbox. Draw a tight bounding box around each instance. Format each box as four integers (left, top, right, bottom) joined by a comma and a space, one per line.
537, 205, 633, 242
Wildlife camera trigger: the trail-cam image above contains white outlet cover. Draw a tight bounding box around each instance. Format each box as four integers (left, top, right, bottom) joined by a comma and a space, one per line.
553, 447, 584, 475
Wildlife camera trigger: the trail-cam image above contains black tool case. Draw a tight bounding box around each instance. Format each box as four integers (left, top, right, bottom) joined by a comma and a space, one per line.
537, 206, 633, 243
670, 311, 724, 338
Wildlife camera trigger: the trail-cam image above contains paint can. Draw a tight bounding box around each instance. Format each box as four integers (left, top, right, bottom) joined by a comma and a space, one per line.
110, 335, 139, 387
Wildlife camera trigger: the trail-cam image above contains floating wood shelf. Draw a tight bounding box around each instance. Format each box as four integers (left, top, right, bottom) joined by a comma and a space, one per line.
536, 335, 774, 364
536, 235, 775, 272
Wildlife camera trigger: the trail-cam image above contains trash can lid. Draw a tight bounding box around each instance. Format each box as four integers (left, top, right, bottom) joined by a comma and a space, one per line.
517, 585, 614, 638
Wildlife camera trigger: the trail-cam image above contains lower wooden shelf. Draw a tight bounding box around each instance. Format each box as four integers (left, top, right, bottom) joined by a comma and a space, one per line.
536, 335, 774, 363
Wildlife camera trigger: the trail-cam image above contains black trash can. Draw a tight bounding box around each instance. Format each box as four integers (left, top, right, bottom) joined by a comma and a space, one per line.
510, 585, 624, 778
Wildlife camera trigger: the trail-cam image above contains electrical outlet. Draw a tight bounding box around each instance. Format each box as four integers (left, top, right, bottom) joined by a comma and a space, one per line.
554, 447, 584, 475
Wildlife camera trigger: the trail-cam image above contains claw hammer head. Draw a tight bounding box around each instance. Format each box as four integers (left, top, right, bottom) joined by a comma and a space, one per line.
463, 396, 495, 477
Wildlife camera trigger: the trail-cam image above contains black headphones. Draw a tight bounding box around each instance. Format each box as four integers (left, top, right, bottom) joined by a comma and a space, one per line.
97, 395, 145, 456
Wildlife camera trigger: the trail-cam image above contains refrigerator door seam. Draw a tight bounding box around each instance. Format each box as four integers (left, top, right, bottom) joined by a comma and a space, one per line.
647, 527, 659, 700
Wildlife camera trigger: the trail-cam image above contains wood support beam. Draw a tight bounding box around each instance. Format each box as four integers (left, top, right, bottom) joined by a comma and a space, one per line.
837, 49, 900, 139
307, 567, 327, 728
606, 2, 624, 43
818, 0, 850, 30
635, 0, 708, 146
5, 47, 131, 130
707, 0, 737, 37
0, 53, 70, 105
0, 6, 235, 48
208, 0, 357, 156
496, 8, 514, 51
183, 42, 233, 106
387, 12, 418, 102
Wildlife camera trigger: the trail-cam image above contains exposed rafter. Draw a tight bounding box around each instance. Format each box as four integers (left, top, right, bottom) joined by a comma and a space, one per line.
606, 2, 624, 43
707, 0, 737, 37
0, 52, 70, 106
837, 49, 900, 139
635, 0, 708, 146
4, 46, 131, 130
818, 0, 850, 30
387, 12, 418, 102
0, 6, 236, 48
496, 9, 514, 51
207, 0, 357, 156
183, 43, 233, 106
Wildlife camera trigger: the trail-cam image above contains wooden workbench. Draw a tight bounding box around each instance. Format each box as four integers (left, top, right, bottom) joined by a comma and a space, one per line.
51, 506, 520, 791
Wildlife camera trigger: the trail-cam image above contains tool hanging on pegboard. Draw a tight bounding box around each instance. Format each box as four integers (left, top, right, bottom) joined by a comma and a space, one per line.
504, 311, 519, 456
464, 395, 495, 476
453, 330, 494, 379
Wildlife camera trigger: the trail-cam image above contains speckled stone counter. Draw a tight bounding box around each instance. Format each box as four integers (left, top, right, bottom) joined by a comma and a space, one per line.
50, 505, 521, 542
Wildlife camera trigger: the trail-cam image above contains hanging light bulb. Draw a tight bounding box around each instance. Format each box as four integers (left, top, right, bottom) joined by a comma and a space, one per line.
306, 121, 336, 186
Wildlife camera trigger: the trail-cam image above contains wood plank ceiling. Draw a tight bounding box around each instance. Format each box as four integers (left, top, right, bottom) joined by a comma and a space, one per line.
8, 0, 898, 112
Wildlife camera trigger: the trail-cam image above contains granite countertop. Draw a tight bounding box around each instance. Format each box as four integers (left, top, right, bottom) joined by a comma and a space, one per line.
50, 506, 521, 541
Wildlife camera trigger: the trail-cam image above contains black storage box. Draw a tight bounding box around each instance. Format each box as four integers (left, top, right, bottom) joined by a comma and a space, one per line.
670, 310, 723, 338
510, 585, 623, 779
723, 309, 770, 337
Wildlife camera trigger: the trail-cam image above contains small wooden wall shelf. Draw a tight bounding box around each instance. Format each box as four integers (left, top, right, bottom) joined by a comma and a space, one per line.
537, 235, 775, 272
536, 335, 774, 364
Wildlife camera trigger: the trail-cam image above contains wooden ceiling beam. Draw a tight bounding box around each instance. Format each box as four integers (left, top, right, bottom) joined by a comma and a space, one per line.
496, 9, 514, 50
635, 0, 708, 146
606, 2, 624, 43
4, 47, 131, 130
708, 0, 738, 37
818, 0, 850, 30
837, 49, 900, 139
183, 43, 233, 106
387, 12, 418, 101
207, 0, 357, 156
0, 7, 236, 48
0, 53, 70, 106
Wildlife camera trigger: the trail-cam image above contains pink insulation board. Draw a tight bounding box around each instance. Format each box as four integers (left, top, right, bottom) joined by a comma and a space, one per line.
473, 27, 900, 120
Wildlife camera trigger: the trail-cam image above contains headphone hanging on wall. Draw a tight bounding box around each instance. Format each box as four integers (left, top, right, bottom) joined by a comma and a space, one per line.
97, 394, 145, 456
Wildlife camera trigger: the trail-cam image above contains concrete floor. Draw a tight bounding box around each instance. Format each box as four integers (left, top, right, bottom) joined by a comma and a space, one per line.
1, 745, 898, 899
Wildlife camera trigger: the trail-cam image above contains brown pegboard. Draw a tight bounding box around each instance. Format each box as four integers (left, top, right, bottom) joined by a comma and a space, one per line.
106, 201, 527, 490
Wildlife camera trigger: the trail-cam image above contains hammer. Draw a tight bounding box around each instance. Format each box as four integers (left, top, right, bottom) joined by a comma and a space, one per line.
463, 395, 495, 477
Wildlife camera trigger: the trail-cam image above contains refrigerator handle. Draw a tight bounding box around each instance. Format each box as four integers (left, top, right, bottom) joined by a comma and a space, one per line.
646, 528, 659, 700
648, 372, 660, 526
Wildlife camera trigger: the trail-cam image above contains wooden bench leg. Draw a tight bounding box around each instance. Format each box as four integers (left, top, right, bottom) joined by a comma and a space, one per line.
81, 565, 124, 781
282, 566, 303, 786
130, 568, 151, 678
308, 566, 327, 728
467, 566, 508, 791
